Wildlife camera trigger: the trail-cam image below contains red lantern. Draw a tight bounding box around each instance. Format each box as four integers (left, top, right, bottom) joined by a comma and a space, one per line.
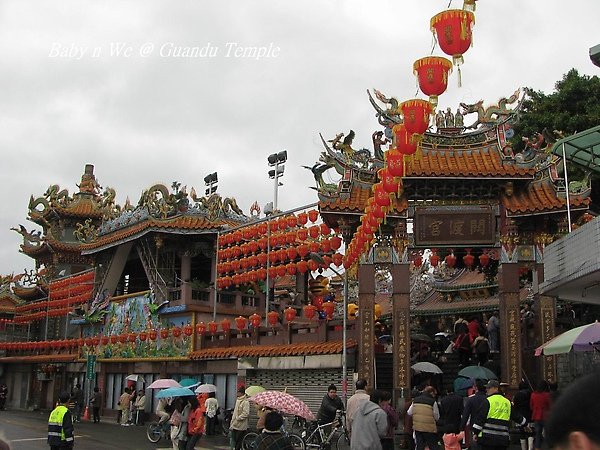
286, 263, 297, 275
297, 228, 309, 241
139, 331, 148, 342
171, 327, 181, 338
463, 249, 475, 269
319, 223, 330, 236
196, 322, 207, 335
413, 253, 423, 268
303, 304, 316, 320
385, 149, 405, 178
297, 244, 310, 258
119, 334, 128, 344
322, 301, 335, 320
221, 318, 231, 332
249, 313, 261, 328
307, 260, 318, 272
149, 330, 158, 341
235, 316, 247, 331
208, 321, 218, 334
373, 183, 391, 208
430, 10, 475, 67
284, 307, 297, 323
379, 168, 400, 195
267, 311, 279, 327
320, 239, 332, 254
330, 236, 342, 251
479, 252, 490, 268
430, 249, 440, 267
183, 324, 193, 336
413, 56, 453, 106
101, 336, 110, 345
296, 260, 308, 274
313, 295, 324, 311
276, 264, 287, 277
309, 225, 320, 239
110, 335, 118, 344
392, 124, 417, 155
85, 337, 94, 347
332, 252, 343, 267
160, 329, 169, 339
297, 212, 308, 226
445, 252, 457, 268
400, 99, 433, 135
287, 247, 298, 261
287, 215, 297, 228
308, 210, 319, 223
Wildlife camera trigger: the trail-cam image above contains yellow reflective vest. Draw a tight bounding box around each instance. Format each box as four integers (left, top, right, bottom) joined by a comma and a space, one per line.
48, 404, 74, 447
472, 393, 525, 447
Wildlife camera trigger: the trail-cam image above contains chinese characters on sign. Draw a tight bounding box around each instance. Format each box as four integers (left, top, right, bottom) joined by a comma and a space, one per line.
507, 306, 519, 386
359, 306, 374, 385
395, 309, 409, 388
415, 206, 496, 246
540, 297, 556, 382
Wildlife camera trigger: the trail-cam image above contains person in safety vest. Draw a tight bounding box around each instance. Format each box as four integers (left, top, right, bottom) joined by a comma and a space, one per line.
472, 380, 528, 450
48, 391, 74, 450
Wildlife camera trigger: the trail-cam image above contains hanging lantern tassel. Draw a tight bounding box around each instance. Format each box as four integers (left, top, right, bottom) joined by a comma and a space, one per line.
463, 0, 477, 11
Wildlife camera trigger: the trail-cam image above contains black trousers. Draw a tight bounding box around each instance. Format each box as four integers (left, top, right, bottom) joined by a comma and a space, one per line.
92, 407, 100, 422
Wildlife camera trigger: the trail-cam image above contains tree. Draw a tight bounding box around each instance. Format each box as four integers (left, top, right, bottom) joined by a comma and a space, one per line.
512, 69, 600, 152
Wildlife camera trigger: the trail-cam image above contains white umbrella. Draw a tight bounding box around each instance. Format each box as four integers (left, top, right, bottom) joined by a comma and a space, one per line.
411, 362, 443, 374
195, 383, 217, 394
148, 379, 182, 389
125, 374, 145, 383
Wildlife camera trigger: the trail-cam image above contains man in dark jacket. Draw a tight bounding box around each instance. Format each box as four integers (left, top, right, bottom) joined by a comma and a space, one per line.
317, 384, 344, 425
461, 379, 488, 450
472, 380, 527, 450
48, 391, 75, 450
438, 387, 464, 434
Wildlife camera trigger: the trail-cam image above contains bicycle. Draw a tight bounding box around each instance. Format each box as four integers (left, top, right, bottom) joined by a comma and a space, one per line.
146, 420, 171, 443
301, 410, 349, 450
241, 427, 305, 450
215, 407, 233, 436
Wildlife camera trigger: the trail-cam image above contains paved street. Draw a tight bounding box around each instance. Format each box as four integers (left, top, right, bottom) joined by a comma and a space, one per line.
0, 409, 230, 450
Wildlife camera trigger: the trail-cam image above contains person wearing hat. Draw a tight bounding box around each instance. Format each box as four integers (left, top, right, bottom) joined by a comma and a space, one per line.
229, 386, 250, 450
471, 380, 528, 450
47, 391, 74, 450
252, 411, 294, 450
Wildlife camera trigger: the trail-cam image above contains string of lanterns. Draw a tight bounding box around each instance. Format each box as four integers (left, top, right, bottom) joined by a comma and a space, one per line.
343, 1, 477, 268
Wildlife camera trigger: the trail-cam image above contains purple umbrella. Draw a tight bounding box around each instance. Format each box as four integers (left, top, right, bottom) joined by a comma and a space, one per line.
536, 321, 600, 356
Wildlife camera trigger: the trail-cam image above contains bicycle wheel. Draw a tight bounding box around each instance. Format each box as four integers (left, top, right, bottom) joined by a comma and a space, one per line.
289, 433, 306, 450
146, 422, 162, 443
335, 432, 350, 450
240, 431, 258, 450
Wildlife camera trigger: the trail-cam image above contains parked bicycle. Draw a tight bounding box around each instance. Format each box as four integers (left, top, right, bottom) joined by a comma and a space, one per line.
146, 420, 171, 443
241, 420, 305, 450
215, 407, 233, 436
301, 410, 349, 450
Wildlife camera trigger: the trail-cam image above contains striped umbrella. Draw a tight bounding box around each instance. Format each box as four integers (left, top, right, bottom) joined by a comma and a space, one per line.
249, 391, 315, 420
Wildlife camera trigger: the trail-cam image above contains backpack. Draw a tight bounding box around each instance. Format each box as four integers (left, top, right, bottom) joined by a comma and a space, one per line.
476, 338, 489, 353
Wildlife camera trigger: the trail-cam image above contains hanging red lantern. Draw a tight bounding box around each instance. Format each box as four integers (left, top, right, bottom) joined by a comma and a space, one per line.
139, 331, 148, 342
258, 238, 268, 251
287, 247, 298, 261
445, 251, 457, 268
101, 336, 110, 345
297, 228, 309, 241
267, 311, 279, 327
235, 316, 247, 331
149, 330, 158, 341
258, 222, 268, 235
208, 321, 218, 334
182, 324, 193, 336
119, 334, 128, 344
430, 249, 440, 267
296, 260, 308, 274
126, 332, 136, 343
284, 307, 297, 323
303, 304, 317, 320
196, 322, 207, 335
312, 295, 324, 311
220, 318, 231, 332
297, 244, 310, 258
479, 251, 490, 268
320, 239, 332, 254
400, 99, 433, 135
85, 337, 94, 347
287, 215, 297, 228
330, 236, 342, 251
286, 231, 297, 244
257, 268, 267, 280
319, 223, 331, 236
322, 301, 335, 320
392, 123, 418, 155
413, 56, 453, 106
160, 329, 169, 339
309, 241, 320, 254
309, 225, 320, 239
286, 263, 297, 275
110, 335, 118, 344
414, 253, 423, 268
297, 212, 308, 226
463, 249, 475, 269
385, 148, 405, 178
307, 260, 319, 272
430, 10, 475, 67
373, 183, 391, 208
308, 210, 319, 222
276, 264, 287, 277
249, 240, 259, 253
332, 252, 343, 267
249, 313, 261, 328
378, 168, 400, 195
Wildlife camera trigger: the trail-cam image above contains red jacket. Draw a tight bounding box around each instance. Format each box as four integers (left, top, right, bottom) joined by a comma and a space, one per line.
530, 391, 551, 421
188, 407, 204, 435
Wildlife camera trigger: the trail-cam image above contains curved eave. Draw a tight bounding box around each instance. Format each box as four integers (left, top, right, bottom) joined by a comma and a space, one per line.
81, 215, 241, 254
318, 186, 408, 215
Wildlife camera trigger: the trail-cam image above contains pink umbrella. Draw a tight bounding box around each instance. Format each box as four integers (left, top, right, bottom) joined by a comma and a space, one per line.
148, 379, 182, 389
250, 391, 315, 421
535, 321, 600, 356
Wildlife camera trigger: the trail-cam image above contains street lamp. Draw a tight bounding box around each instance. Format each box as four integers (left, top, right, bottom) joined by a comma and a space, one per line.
267, 151, 287, 212
310, 252, 349, 406
204, 172, 218, 196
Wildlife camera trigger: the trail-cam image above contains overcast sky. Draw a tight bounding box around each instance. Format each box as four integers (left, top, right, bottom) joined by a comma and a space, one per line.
0, 0, 599, 276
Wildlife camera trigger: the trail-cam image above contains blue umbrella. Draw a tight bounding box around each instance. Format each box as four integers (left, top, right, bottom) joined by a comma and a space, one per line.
155, 387, 196, 399
179, 378, 199, 387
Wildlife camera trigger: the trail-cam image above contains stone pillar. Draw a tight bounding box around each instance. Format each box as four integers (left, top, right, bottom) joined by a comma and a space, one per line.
534, 263, 557, 383
181, 253, 192, 303
391, 263, 411, 403
357, 264, 375, 388
498, 263, 522, 388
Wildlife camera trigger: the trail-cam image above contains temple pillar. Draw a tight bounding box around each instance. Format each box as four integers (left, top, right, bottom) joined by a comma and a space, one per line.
533, 263, 557, 384
357, 264, 375, 388
498, 262, 522, 388
391, 263, 411, 403
181, 253, 192, 303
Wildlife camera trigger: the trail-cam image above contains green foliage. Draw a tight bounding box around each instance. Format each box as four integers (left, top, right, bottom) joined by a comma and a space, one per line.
511, 69, 600, 152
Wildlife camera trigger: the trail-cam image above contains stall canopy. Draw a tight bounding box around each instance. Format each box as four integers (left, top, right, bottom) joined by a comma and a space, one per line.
551, 125, 600, 174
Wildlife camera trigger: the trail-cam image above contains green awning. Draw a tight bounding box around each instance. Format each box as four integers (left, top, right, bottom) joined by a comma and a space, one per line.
550, 125, 600, 174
